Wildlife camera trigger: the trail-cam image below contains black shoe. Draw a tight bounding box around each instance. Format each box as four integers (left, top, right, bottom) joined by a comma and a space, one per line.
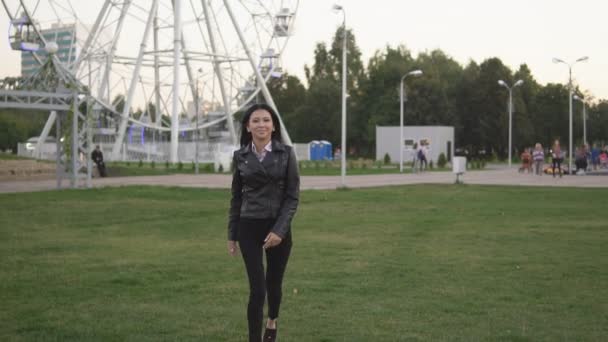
263, 326, 277, 342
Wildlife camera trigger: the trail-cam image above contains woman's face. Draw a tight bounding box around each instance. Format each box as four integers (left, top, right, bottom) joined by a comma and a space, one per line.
247, 109, 274, 142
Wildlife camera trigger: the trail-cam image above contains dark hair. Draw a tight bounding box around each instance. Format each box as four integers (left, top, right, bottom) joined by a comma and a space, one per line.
240, 103, 283, 147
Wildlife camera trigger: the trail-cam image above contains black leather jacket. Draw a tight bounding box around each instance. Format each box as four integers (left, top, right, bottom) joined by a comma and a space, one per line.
228, 140, 300, 240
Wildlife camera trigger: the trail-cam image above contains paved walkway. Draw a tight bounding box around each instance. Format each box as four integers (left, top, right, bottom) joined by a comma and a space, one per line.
1, 168, 606, 193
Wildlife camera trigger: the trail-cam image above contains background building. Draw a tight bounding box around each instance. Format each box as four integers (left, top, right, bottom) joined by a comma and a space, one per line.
376, 126, 454, 164
21, 23, 77, 78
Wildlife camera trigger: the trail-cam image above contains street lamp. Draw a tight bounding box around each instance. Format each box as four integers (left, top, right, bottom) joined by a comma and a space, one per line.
573, 94, 587, 146
195, 68, 203, 174
332, 4, 347, 187
399, 69, 423, 173
498, 79, 523, 168
553, 56, 589, 174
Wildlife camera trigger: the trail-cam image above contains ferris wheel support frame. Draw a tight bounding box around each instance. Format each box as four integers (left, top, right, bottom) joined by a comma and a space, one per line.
111, 0, 158, 159
97, 1, 131, 104
71, 0, 112, 74
222, 0, 292, 146
170, 0, 182, 163
201, 0, 238, 147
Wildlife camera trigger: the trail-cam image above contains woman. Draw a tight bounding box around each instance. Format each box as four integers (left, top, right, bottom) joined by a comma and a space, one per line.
228, 103, 300, 342
551, 139, 563, 178
532, 143, 544, 176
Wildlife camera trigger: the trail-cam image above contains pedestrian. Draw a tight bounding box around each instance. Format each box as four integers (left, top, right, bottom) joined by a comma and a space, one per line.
532, 143, 544, 175
519, 148, 532, 173
91, 145, 106, 177
227, 103, 300, 342
575, 144, 588, 174
417, 141, 427, 172
591, 144, 600, 170
551, 139, 563, 178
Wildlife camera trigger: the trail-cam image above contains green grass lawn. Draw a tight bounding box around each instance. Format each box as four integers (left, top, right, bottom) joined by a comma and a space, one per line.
1, 185, 606, 341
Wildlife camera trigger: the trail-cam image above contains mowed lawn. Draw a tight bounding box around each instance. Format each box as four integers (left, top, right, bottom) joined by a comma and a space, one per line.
1, 185, 606, 341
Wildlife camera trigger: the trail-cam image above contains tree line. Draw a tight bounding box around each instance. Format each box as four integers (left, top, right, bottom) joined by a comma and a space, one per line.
269, 27, 608, 159
2, 27, 607, 158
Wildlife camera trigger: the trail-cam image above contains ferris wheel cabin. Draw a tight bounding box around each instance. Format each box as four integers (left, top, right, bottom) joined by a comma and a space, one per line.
9, 14, 40, 52
274, 8, 294, 37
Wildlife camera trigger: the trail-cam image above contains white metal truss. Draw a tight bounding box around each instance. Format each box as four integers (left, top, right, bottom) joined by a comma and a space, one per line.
3, 0, 299, 166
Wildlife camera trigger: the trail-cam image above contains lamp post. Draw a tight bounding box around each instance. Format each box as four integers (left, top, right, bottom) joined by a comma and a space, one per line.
573, 94, 587, 146
195, 68, 202, 174
332, 4, 347, 187
498, 79, 523, 168
399, 70, 423, 173
553, 56, 589, 174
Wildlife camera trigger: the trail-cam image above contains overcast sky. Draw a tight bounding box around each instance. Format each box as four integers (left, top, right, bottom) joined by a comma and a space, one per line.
284, 0, 608, 101
1, 0, 606, 100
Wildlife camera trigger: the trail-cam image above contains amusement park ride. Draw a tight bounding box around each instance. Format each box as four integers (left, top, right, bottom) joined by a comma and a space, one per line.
0, 0, 298, 188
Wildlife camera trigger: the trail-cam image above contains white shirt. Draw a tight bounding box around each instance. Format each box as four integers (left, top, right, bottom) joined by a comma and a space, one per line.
251, 141, 272, 162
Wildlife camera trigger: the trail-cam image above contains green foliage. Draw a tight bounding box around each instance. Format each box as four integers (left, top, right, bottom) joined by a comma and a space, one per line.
177, 161, 183, 170
165, 160, 170, 169
383, 153, 391, 165
151, 160, 155, 169
138, 159, 143, 168
438, 153, 447, 168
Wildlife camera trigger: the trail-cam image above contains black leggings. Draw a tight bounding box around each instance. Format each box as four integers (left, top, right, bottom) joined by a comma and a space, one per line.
238, 218, 292, 342
552, 158, 562, 176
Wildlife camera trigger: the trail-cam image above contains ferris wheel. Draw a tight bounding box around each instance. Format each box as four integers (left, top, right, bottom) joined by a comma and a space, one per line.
3, 0, 298, 161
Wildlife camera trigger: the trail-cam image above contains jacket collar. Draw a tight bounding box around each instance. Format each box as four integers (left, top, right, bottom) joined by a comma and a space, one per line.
238, 139, 286, 155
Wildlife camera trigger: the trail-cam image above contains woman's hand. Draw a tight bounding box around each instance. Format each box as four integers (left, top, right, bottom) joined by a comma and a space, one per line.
228, 240, 239, 256
263, 232, 282, 249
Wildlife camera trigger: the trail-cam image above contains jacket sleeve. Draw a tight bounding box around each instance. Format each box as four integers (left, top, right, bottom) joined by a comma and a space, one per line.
228, 152, 242, 241
272, 146, 300, 238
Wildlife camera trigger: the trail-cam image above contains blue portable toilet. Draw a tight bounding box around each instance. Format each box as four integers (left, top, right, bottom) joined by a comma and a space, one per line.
309, 140, 321, 160
320, 140, 332, 160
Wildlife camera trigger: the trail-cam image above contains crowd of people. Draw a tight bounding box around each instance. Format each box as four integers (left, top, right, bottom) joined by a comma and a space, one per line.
518, 140, 608, 177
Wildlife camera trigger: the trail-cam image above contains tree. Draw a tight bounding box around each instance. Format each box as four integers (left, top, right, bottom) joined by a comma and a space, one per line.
353, 45, 415, 156
293, 27, 364, 150
532, 83, 569, 147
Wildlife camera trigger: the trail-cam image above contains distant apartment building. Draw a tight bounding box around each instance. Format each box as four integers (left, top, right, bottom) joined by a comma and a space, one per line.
21, 23, 77, 78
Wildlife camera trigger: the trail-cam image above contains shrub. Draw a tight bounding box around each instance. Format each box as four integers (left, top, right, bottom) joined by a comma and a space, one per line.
165, 160, 170, 169
151, 160, 155, 169
437, 153, 447, 168
383, 153, 391, 165
177, 161, 183, 170
138, 159, 143, 168
218, 164, 224, 173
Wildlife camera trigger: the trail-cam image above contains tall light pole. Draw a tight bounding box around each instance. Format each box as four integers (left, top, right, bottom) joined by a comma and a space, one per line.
573, 94, 587, 147
332, 4, 347, 187
498, 79, 523, 168
399, 70, 423, 172
195, 68, 202, 174
553, 56, 589, 174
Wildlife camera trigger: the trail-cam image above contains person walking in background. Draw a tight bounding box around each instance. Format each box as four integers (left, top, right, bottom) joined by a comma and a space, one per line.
519, 148, 532, 173
532, 143, 544, 175
591, 144, 600, 170
551, 139, 563, 178
227, 103, 300, 342
417, 141, 427, 172
575, 144, 589, 174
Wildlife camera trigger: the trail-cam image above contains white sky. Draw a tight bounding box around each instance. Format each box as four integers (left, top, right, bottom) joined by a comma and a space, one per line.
1, 0, 607, 100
